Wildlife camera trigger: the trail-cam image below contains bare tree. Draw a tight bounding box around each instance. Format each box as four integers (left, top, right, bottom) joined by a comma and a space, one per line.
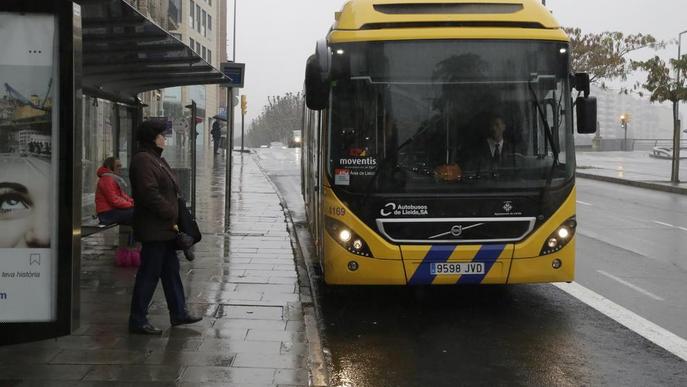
566, 28, 665, 86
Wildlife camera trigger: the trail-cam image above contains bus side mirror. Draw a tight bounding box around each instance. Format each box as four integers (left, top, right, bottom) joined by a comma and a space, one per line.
572, 73, 591, 97
305, 40, 330, 111
576, 96, 597, 134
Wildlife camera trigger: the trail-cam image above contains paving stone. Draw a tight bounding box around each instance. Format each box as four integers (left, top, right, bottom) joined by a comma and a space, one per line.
217, 305, 284, 320
2, 153, 310, 387
144, 351, 235, 366
213, 319, 287, 331
0, 365, 93, 381
82, 365, 183, 382
197, 339, 283, 354
50, 350, 146, 365
246, 329, 307, 344
232, 353, 307, 370
235, 284, 297, 294
0, 348, 61, 364
180, 366, 275, 384
274, 368, 310, 385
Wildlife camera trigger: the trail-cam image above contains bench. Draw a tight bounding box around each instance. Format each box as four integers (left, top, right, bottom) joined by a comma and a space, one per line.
81, 215, 133, 248
81, 216, 119, 237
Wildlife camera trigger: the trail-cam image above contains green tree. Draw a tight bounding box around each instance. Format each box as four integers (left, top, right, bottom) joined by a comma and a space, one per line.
565, 28, 664, 86
632, 55, 687, 182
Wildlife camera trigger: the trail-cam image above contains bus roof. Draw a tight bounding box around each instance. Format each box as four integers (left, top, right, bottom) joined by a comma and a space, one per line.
329, 0, 567, 43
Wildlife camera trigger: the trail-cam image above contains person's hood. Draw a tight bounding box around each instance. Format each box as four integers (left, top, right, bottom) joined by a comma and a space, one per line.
97, 166, 113, 177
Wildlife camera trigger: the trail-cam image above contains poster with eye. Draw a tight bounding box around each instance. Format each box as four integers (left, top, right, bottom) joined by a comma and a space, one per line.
0, 13, 58, 322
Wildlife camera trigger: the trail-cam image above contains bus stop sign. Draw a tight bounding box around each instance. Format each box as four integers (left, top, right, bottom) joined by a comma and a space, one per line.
220, 62, 245, 88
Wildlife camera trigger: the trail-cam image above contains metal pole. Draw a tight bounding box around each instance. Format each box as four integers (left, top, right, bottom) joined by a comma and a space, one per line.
624, 122, 628, 151
232, 0, 237, 62
672, 30, 686, 183
225, 88, 233, 230
225, 88, 235, 231
241, 111, 245, 152
189, 101, 197, 216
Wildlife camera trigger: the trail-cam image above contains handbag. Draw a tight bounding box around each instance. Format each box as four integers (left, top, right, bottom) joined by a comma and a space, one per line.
177, 197, 201, 245
156, 157, 202, 253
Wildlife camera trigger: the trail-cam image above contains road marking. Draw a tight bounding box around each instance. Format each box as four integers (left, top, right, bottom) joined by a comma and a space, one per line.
554, 282, 687, 362
596, 270, 664, 301
653, 221, 674, 228
576, 200, 593, 206
678, 226, 687, 232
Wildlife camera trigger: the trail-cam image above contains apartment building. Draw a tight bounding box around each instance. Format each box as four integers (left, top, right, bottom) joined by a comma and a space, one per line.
129, 0, 228, 147
576, 85, 675, 148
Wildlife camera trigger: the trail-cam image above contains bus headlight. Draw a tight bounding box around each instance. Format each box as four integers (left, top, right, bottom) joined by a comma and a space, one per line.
339, 229, 352, 243
540, 217, 577, 256
352, 239, 363, 250
325, 217, 373, 257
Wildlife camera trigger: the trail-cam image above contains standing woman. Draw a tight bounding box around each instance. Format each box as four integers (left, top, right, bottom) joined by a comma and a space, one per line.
128, 120, 202, 335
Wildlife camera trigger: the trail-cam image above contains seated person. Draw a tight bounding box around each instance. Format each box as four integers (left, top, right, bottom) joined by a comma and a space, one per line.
464, 113, 517, 173
95, 157, 134, 225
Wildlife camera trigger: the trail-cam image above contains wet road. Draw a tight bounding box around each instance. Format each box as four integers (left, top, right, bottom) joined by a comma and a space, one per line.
575, 179, 687, 339
255, 147, 687, 386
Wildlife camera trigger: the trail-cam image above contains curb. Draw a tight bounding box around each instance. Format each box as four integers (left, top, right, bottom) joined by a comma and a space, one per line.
576, 172, 687, 195
249, 152, 330, 387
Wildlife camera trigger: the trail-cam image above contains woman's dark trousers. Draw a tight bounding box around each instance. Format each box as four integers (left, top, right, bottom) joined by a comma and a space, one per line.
129, 240, 186, 327
98, 208, 134, 225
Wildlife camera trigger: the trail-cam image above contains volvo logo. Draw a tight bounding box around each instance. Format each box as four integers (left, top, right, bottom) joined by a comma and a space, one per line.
429, 222, 485, 240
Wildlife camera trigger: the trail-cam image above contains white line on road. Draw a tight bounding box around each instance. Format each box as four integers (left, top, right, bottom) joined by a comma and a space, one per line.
678, 226, 687, 232
653, 220, 674, 228
596, 270, 664, 301
554, 282, 687, 362
576, 200, 593, 206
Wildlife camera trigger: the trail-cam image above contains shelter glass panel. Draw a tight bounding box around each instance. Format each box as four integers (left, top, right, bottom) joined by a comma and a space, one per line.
82, 97, 115, 217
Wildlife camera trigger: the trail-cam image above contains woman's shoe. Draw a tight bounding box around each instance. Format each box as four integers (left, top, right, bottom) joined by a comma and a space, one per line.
128, 323, 162, 335
171, 314, 203, 327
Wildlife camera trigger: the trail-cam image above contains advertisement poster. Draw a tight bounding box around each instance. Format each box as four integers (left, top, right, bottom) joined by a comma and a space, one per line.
0, 13, 58, 322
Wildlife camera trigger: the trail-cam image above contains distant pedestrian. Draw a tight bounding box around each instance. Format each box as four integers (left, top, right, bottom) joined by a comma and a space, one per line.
128, 120, 202, 335
211, 119, 222, 155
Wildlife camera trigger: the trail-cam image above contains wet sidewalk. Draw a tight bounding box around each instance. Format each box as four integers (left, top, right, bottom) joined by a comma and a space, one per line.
0, 152, 312, 386
576, 150, 687, 194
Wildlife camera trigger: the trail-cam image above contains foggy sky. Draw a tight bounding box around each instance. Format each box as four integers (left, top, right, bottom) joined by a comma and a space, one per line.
230, 0, 687, 124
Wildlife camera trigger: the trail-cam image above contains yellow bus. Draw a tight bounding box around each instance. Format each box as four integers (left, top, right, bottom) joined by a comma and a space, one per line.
301, 0, 597, 285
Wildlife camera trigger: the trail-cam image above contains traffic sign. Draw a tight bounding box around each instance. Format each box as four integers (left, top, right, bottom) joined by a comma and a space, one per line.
220, 62, 245, 88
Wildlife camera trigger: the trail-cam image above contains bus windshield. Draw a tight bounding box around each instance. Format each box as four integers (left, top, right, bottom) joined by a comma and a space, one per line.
328, 40, 574, 195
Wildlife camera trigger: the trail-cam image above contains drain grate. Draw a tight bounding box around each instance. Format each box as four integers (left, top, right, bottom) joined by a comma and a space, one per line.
215, 304, 283, 320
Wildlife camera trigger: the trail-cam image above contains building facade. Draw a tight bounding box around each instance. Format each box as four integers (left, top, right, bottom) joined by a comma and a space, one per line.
128, 0, 228, 148
576, 85, 675, 150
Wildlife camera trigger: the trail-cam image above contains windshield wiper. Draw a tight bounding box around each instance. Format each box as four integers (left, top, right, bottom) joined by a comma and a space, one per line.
527, 80, 559, 165
528, 77, 562, 214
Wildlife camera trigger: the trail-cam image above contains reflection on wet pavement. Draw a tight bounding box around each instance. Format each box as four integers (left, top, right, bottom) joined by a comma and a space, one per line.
0, 151, 309, 386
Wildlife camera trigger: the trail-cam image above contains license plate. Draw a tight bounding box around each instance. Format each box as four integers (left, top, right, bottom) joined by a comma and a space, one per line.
430, 262, 485, 275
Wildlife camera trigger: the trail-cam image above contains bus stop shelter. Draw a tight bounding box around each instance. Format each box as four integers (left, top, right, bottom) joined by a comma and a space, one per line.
1, 0, 233, 344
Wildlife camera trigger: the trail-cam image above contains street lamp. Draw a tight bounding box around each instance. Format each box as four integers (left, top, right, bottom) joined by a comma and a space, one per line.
620, 113, 630, 151
671, 30, 687, 183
